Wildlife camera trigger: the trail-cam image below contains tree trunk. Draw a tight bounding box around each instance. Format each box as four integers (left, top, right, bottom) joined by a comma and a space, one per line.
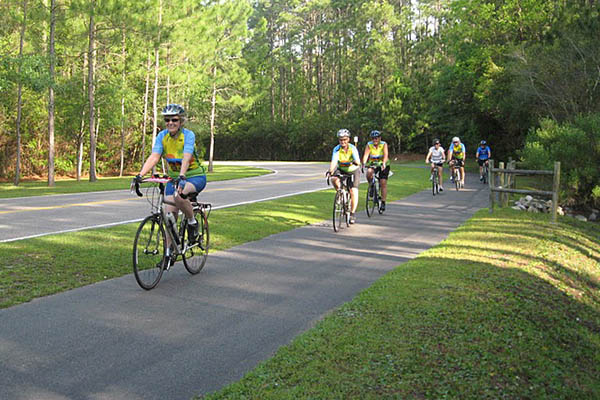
78, 52, 87, 181
14, 0, 27, 186
142, 52, 151, 162
88, 0, 97, 182
119, 28, 126, 177
48, 0, 56, 187
208, 65, 217, 173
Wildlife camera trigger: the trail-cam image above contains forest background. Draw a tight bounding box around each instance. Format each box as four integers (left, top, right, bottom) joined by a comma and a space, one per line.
0, 0, 598, 206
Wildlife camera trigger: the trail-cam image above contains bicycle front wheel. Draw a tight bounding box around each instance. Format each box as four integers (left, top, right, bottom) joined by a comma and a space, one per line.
333, 190, 343, 232
133, 215, 166, 290
366, 183, 375, 217
182, 211, 209, 274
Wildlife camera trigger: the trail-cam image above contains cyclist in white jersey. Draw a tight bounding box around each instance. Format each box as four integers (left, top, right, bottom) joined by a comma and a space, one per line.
425, 138, 445, 191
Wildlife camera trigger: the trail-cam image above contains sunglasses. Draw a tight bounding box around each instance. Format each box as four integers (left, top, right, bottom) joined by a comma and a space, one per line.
164, 118, 180, 123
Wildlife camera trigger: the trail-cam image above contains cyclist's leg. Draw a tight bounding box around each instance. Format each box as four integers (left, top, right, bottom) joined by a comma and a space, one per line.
350, 169, 360, 214
366, 167, 374, 183
379, 166, 390, 202
437, 163, 444, 189
460, 161, 465, 184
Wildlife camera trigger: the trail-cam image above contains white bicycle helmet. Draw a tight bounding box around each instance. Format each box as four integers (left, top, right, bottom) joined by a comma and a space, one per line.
452, 136, 460, 143
337, 128, 351, 138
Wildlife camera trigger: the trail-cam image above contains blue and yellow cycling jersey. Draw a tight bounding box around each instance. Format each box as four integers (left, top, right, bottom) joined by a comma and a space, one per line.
366, 140, 386, 166
331, 144, 360, 173
152, 128, 206, 178
449, 143, 466, 160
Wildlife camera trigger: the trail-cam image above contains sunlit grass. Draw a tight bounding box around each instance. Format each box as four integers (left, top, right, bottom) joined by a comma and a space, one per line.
201, 208, 600, 399
0, 165, 271, 198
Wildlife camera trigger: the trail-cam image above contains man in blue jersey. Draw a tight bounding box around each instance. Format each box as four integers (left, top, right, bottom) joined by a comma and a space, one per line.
133, 104, 206, 258
476, 140, 491, 181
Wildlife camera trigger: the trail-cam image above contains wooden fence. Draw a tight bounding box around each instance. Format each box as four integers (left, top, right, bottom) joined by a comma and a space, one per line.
488, 160, 561, 223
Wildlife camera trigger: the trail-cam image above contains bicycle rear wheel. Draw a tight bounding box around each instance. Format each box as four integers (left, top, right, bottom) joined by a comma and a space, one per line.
182, 210, 209, 274
376, 182, 383, 214
333, 190, 343, 232
344, 190, 351, 226
366, 182, 375, 217
454, 169, 460, 191
133, 215, 165, 290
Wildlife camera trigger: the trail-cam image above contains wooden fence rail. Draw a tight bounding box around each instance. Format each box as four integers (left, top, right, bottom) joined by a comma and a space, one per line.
488, 160, 561, 223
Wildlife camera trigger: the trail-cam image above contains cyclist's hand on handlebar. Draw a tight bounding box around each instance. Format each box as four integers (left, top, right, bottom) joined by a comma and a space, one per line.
131, 174, 144, 196
325, 170, 331, 177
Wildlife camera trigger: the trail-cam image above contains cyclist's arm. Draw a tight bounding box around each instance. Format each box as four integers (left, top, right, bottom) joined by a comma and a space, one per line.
362, 145, 370, 165
138, 152, 161, 176
487, 147, 491, 158
382, 142, 389, 168
179, 152, 193, 177
328, 149, 339, 175
425, 149, 432, 163
351, 145, 361, 165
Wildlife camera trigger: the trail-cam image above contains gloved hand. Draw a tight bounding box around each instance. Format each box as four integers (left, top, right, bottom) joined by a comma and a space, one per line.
132, 174, 143, 184
176, 175, 187, 190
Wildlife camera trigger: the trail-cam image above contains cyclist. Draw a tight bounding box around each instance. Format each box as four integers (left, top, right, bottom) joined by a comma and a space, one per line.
361, 130, 390, 211
447, 136, 466, 187
326, 128, 361, 224
476, 140, 491, 181
425, 138, 445, 191
132, 104, 206, 261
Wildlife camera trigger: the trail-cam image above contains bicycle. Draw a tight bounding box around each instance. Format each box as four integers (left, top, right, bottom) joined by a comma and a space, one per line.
481, 160, 489, 184
365, 165, 384, 216
430, 163, 442, 196
131, 176, 210, 290
327, 172, 352, 232
450, 160, 463, 191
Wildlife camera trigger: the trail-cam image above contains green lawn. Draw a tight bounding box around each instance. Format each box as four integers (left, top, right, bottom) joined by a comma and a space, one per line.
0, 164, 271, 199
0, 165, 429, 309
202, 209, 600, 399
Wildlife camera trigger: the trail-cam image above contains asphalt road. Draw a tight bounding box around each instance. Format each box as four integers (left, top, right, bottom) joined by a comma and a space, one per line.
0, 162, 331, 243
0, 167, 489, 400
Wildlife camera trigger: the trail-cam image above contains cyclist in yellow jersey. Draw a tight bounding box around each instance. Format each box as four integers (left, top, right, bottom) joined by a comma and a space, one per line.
447, 136, 466, 187
362, 130, 390, 211
132, 104, 206, 262
326, 128, 361, 224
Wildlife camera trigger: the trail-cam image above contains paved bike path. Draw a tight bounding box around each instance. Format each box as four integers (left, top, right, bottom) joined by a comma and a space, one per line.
0, 173, 488, 400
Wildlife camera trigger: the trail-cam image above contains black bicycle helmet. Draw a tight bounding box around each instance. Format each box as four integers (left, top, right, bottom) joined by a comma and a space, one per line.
370, 130, 381, 138
480, 140, 487, 145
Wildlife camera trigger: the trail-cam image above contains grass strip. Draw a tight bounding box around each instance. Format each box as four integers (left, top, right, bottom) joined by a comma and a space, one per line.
0, 164, 271, 199
201, 208, 600, 399
0, 166, 429, 309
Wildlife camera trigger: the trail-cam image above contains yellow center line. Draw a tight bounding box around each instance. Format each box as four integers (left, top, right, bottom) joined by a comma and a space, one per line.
0, 197, 140, 215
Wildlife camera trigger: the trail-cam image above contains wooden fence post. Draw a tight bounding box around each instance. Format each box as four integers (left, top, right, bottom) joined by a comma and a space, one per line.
499, 161, 505, 207
489, 159, 494, 213
552, 161, 560, 223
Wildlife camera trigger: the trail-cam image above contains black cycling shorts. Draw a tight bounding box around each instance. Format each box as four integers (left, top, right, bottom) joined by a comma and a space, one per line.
477, 159, 489, 167
451, 159, 464, 167
370, 165, 390, 180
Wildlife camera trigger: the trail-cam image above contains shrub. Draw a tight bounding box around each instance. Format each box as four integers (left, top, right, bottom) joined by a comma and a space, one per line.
519, 113, 600, 207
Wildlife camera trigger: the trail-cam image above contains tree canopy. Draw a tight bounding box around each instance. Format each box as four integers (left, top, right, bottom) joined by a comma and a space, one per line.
1, 0, 598, 202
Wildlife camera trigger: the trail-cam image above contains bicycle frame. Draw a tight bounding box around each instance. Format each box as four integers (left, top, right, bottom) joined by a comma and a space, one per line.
134, 177, 206, 256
